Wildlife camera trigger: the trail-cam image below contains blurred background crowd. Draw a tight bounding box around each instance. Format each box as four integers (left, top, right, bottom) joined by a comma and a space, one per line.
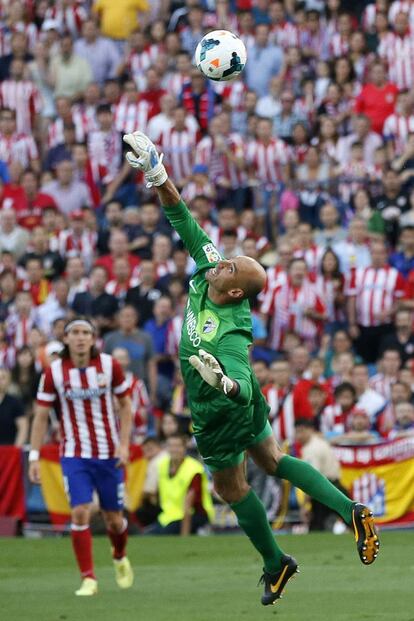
2, 0, 414, 532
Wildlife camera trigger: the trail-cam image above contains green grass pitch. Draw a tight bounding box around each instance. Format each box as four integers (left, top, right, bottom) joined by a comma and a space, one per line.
1, 531, 412, 621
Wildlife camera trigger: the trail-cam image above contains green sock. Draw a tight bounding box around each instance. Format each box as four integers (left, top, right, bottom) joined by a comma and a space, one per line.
276, 455, 353, 525
230, 489, 284, 574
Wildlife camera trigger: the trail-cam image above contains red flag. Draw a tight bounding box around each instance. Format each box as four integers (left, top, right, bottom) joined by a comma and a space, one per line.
0, 446, 25, 520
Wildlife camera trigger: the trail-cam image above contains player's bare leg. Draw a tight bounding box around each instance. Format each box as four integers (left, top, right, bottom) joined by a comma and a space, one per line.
70, 504, 98, 596
212, 462, 297, 605
102, 510, 134, 589
247, 434, 380, 564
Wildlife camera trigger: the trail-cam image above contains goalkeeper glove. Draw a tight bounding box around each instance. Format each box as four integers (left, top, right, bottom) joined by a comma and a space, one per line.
123, 131, 168, 188
189, 349, 235, 396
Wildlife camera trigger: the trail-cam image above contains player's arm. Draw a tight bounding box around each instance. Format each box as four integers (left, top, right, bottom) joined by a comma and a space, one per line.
189, 335, 253, 406
115, 394, 133, 467
28, 404, 50, 484
123, 131, 220, 267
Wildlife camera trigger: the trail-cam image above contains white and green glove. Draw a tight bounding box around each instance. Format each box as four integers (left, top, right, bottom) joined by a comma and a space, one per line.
189, 349, 235, 396
123, 131, 168, 188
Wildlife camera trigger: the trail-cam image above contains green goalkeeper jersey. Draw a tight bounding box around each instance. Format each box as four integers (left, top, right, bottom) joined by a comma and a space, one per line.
163, 200, 269, 466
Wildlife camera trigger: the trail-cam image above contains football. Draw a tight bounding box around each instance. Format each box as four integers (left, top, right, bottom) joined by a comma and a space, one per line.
195, 30, 247, 82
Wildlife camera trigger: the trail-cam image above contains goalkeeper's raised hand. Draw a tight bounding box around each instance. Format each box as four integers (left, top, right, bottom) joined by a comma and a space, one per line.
189, 349, 236, 397
123, 131, 168, 188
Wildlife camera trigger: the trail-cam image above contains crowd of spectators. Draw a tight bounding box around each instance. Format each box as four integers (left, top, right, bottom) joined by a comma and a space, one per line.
2, 0, 414, 529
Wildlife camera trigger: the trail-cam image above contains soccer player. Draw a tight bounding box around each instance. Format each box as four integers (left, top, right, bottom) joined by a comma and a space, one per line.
28, 318, 134, 596
123, 130, 380, 606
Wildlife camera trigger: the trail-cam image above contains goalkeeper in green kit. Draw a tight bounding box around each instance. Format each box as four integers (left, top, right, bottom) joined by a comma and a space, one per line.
123, 131, 380, 606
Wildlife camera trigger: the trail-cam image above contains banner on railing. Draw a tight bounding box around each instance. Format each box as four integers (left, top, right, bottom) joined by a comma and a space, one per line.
39, 445, 147, 525
334, 437, 414, 525
0, 446, 25, 520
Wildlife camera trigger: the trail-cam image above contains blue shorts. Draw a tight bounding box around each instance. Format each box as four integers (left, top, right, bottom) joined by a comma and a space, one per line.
61, 457, 124, 511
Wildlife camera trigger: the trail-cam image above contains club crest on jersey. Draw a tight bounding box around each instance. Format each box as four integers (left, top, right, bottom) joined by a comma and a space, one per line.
202, 243, 221, 263
197, 310, 220, 342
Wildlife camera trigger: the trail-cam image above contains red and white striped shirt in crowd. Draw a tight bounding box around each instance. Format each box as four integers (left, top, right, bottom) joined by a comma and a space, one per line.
36, 353, 130, 459
87, 129, 122, 184
6, 311, 38, 349
314, 274, 345, 323
127, 48, 158, 89
47, 112, 89, 148
166, 73, 191, 98
270, 21, 299, 49
267, 278, 326, 350
71, 103, 99, 134
362, 3, 377, 31
368, 373, 397, 401
159, 126, 197, 183
259, 265, 288, 315
196, 132, 247, 188
45, 1, 88, 38
383, 112, 414, 155
166, 315, 183, 357
213, 80, 247, 112
293, 244, 324, 275
105, 276, 140, 298
0, 22, 38, 55
346, 265, 407, 327
262, 383, 311, 442
246, 138, 289, 189
126, 371, 150, 440
389, 0, 414, 26
320, 403, 349, 435
0, 79, 42, 134
114, 97, 151, 135
329, 33, 350, 57
0, 344, 16, 370
58, 229, 97, 269
0, 132, 38, 168
378, 31, 414, 90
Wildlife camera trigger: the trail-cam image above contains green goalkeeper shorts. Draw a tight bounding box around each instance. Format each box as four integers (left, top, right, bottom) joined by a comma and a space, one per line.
201, 421, 273, 473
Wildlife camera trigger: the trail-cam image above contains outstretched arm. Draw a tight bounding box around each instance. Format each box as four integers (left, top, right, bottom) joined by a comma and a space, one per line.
123, 131, 222, 267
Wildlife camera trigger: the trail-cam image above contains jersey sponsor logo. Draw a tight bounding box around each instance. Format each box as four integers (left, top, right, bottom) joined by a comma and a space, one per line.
64, 386, 107, 400
202, 243, 221, 263
185, 304, 201, 348
197, 309, 220, 342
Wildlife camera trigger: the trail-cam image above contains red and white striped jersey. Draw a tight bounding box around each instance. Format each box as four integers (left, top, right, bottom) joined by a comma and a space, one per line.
383, 113, 414, 155
0, 344, 16, 370
47, 112, 89, 148
45, 2, 88, 38
270, 21, 299, 49
329, 33, 350, 57
58, 229, 97, 268
378, 31, 414, 90
389, 0, 414, 27
6, 311, 38, 349
362, 3, 377, 31
127, 48, 158, 88
368, 373, 397, 400
196, 133, 247, 188
262, 384, 307, 443
259, 265, 288, 315
267, 278, 326, 350
0, 132, 38, 168
166, 315, 183, 357
105, 276, 140, 298
71, 104, 99, 134
87, 129, 122, 183
114, 97, 151, 135
213, 80, 247, 111
165, 73, 191, 98
293, 244, 324, 275
246, 138, 289, 189
36, 354, 130, 459
159, 126, 197, 182
0, 79, 42, 134
0, 22, 38, 55
315, 274, 345, 323
126, 371, 150, 440
320, 403, 349, 435
346, 266, 407, 327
